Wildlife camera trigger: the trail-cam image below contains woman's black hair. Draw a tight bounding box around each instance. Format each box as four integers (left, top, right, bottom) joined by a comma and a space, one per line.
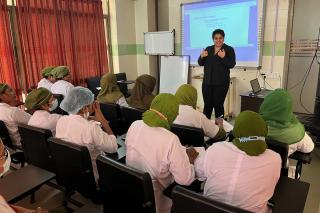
212, 29, 225, 39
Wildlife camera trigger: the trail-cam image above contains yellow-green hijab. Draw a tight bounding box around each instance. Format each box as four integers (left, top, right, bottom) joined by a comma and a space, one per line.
97, 73, 124, 104
175, 84, 197, 109
129, 74, 156, 110
41, 66, 55, 78
143, 93, 179, 130
259, 89, 305, 144
232, 111, 268, 156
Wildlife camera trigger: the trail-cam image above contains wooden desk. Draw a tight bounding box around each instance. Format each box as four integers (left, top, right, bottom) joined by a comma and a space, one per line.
0, 165, 56, 204
240, 90, 272, 113
271, 176, 310, 213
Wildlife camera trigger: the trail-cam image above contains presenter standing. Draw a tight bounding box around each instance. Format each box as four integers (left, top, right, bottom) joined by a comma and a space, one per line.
198, 29, 236, 119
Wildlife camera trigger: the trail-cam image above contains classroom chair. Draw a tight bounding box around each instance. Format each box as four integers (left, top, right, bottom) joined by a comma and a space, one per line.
171, 186, 252, 213
0, 120, 25, 167
18, 124, 55, 173
265, 138, 289, 177
86, 76, 101, 98
96, 155, 156, 213
115, 72, 131, 98
48, 137, 101, 206
100, 103, 125, 136
120, 106, 145, 132
171, 124, 205, 147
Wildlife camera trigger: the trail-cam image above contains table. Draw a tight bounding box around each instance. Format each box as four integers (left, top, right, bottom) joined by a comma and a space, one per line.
106, 135, 126, 162
0, 165, 56, 204
74, 203, 103, 213
240, 89, 272, 112
271, 176, 310, 213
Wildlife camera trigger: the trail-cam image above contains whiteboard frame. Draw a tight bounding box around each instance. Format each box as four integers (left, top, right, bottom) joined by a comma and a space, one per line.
180, 0, 266, 69
144, 30, 175, 56
159, 55, 190, 94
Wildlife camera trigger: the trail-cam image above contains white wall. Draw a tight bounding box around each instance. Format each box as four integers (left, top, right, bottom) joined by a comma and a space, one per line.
162, 0, 291, 115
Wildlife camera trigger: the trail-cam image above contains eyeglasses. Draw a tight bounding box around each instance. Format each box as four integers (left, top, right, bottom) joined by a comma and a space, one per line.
0, 148, 8, 161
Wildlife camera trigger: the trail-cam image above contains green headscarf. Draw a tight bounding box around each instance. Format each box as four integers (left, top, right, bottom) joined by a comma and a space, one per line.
97, 73, 124, 104
232, 111, 268, 156
259, 89, 305, 144
51, 66, 70, 79
128, 74, 156, 110
175, 84, 197, 109
25, 88, 52, 110
41, 66, 55, 78
0, 83, 8, 94
143, 93, 179, 130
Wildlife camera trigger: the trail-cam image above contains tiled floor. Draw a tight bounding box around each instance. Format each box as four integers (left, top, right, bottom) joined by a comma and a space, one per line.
13, 147, 320, 213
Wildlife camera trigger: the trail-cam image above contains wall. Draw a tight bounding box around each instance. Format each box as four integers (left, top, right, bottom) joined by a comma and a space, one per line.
161, 0, 291, 115
109, 0, 138, 81
287, 0, 320, 113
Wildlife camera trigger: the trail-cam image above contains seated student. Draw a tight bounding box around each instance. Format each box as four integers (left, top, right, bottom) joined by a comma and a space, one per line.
259, 89, 314, 156
50, 66, 74, 97
0, 139, 47, 213
195, 111, 281, 213
97, 72, 128, 106
0, 84, 31, 147
126, 93, 198, 213
128, 74, 156, 110
25, 88, 62, 135
56, 87, 117, 179
173, 84, 226, 141
37, 66, 56, 90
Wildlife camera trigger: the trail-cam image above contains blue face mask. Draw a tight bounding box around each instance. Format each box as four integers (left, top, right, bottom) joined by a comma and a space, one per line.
49, 99, 58, 112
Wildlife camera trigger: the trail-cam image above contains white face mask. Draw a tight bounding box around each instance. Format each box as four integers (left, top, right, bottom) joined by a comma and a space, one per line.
0, 150, 11, 177
83, 111, 90, 120
49, 99, 58, 112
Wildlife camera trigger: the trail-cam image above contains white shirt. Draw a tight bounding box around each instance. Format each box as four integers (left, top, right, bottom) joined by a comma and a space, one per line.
125, 120, 195, 213
28, 110, 62, 136
55, 115, 117, 179
174, 105, 220, 138
37, 78, 53, 90
0, 103, 31, 146
51, 80, 74, 97
116, 96, 129, 107
0, 196, 14, 213
288, 133, 314, 156
195, 142, 281, 213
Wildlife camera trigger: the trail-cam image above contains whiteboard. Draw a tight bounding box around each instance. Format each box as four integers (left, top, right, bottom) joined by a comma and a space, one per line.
144, 30, 175, 55
160, 56, 190, 94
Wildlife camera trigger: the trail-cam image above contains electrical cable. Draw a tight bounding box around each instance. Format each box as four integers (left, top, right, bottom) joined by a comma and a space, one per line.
299, 27, 320, 113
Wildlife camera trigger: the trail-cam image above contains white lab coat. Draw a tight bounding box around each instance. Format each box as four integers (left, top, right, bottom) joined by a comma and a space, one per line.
51, 80, 74, 97
195, 142, 281, 213
0, 103, 31, 146
0, 196, 14, 213
28, 110, 62, 136
174, 105, 220, 138
288, 133, 314, 156
37, 78, 53, 90
55, 115, 118, 179
125, 120, 195, 213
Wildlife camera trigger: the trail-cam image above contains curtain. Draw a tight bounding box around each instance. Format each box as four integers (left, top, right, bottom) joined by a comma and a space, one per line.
0, 0, 20, 93
16, 0, 109, 89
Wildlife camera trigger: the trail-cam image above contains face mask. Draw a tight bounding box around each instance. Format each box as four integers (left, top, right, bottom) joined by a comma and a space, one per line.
49, 99, 58, 112
0, 150, 11, 177
83, 111, 90, 120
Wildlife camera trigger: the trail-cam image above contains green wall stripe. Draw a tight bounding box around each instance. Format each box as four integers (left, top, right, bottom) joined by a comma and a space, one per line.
112, 41, 286, 56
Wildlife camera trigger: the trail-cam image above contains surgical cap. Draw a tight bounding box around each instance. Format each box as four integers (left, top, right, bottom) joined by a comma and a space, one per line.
60, 87, 94, 114
51, 66, 70, 79
25, 88, 52, 110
